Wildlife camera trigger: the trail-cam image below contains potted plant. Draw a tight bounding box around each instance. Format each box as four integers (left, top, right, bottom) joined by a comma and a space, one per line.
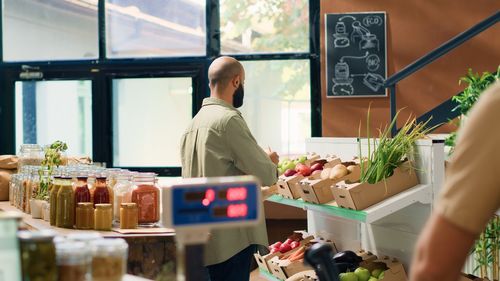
31, 141, 68, 219
445, 66, 499, 152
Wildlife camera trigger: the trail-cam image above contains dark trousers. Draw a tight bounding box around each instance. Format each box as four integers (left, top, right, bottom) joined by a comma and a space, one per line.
206, 244, 257, 281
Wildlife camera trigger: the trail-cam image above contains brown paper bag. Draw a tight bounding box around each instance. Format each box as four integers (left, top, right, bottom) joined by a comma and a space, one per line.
0, 169, 14, 201
0, 155, 18, 170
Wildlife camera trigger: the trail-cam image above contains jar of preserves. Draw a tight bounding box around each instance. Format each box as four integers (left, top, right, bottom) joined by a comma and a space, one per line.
56, 177, 75, 228
90, 238, 128, 281
120, 203, 138, 229
131, 173, 160, 226
93, 175, 110, 207
18, 230, 57, 281
94, 203, 112, 231
49, 177, 62, 226
76, 202, 94, 230
55, 241, 90, 281
113, 173, 132, 222
74, 175, 91, 210
17, 144, 43, 170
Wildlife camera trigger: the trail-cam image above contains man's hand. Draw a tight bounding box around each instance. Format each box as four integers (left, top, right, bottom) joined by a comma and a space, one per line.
266, 149, 279, 165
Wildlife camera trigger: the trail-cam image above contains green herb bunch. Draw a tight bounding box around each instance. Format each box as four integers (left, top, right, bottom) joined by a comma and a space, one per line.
35, 141, 68, 201
359, 108, 436, 184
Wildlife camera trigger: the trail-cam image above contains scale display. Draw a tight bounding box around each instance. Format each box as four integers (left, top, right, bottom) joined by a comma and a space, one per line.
168, 178, 259, 227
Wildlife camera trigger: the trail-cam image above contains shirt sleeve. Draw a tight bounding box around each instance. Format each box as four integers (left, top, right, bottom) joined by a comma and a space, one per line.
225, 115, 278, 186
436, 82, 500, 234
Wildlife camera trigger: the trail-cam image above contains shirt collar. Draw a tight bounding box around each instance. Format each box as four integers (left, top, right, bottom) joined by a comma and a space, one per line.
202, 97, 241, 114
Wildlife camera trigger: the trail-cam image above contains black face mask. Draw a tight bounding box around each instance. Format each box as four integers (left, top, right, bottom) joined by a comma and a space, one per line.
232, 84, 244, 108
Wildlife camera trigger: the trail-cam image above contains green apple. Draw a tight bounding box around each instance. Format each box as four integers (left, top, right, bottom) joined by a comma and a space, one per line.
298, 155, 307, 164
354, 267, 371, 281
368, 277, 378, 281
339, 272, 359, 281
278, 167, 285, 175
283, 161, 296, 171
378, 271, 384, 279
371, 269, 383, 278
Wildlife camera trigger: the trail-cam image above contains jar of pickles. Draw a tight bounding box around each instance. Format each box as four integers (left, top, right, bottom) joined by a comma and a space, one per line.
90, 238, 128, 281
56, 177, 75, 228
113, 173, 132, 222
49, 177, 62, 226
94, 203, 112, 231
18, 230, 57, 281
120, 203, 138, 229
76, 202, 94, 230
56, 241, 90, 281
131, 173, 160, 226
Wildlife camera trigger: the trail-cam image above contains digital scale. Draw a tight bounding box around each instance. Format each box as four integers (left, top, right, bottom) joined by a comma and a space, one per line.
161, 176, 262, 281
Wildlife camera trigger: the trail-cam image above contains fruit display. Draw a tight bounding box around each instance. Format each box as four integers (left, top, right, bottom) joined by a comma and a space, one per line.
268, 232, 305, 254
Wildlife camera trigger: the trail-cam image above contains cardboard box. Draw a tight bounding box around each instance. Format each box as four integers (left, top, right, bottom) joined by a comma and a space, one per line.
277, 174, 305, 199
361, 255, 408, 281
304, 153, 321, 166
285, 270, 318, 281
332, 161, 418, 210
254, 231, 313, 273
268, 255, 312, 280
299, 164, 361, 204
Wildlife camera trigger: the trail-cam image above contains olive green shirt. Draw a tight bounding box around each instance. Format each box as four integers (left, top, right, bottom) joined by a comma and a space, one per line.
180, 97, 278, 265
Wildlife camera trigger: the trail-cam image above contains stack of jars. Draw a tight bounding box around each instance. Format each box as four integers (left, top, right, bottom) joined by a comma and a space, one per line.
18, 230, 128, 281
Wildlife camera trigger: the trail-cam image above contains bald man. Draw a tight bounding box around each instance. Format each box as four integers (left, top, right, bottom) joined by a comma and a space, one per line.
180, 56, 279, 281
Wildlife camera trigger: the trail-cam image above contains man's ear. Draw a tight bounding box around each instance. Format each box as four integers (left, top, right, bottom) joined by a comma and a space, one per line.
231, 75, 240, 89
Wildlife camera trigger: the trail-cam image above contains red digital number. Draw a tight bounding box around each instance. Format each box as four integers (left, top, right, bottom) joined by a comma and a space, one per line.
202, 189, 215, 206
227, 204, 248, 218
226, 187, 247, 201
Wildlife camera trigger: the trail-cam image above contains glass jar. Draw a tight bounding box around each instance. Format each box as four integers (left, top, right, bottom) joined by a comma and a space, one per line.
120, 203, 138, 229
56, 177, 75, 228
94, 204, 112, 231
131, 173, 160, 226
74, 176, 91, 210
17, 144, 43, 171
90, 238, 128, 281
113, 173, 132, 222
93, 175, 110, 207
18, 230, 57, 281
76, 202, 94, 230
49, 177, 62, 226
55, 241, 90, 281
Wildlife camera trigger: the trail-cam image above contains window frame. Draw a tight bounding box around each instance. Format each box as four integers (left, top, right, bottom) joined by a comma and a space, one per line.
0, 0, 321, 176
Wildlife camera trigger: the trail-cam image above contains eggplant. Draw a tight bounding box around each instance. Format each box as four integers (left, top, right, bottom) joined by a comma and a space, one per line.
332, 251, 362, 264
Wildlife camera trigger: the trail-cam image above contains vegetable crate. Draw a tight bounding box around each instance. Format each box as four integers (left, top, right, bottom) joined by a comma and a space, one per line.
332, 161, 418, 210
277, 174, 304, 199
299, 164, 361, 204
359, 253, 408, 281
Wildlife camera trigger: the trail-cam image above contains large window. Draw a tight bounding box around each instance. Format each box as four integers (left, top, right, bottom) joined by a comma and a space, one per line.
0, 0, 320, 175
112, 77, 192, 167
14, 80, 93, 156
2, 0, 98, 61
106, 0, 206, 58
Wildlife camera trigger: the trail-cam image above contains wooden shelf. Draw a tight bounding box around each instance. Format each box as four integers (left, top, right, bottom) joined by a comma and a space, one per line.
0, 202, 175, 238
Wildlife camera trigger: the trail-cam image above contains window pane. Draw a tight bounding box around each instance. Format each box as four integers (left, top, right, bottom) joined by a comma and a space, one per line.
220, 0, 309, 54
239, 60, 311, 155
113, 78, 192, 167
15, 81, 93, 156
3, 0, 98, 61
106, 0, 206, 58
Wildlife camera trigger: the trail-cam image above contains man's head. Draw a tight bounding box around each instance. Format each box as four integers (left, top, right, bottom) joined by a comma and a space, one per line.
208, 56, 245, 108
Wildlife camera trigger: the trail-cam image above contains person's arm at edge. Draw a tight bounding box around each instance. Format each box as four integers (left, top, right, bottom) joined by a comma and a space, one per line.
225, 115, 278, 186
410, 214, 476, 281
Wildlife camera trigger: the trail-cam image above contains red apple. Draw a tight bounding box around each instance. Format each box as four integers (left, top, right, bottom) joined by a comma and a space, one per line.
279, 243, 292, 253
290, 241, 300, 249
310, 162, 324, 172
282, 238, 293, 245
270, 241, 282, 249
270, 248, 280, 254
284, 169, 297, 177
295, 163, 312, 176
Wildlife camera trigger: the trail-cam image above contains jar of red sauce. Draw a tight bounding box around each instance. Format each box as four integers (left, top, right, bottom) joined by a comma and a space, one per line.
93, 175, 110, 207
131, 173, 159, 226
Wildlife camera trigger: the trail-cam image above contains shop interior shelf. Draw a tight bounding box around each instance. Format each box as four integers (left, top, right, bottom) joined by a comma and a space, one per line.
266, 184, 431, 223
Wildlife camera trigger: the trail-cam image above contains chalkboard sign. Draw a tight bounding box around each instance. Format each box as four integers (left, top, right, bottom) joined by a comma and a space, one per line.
326, 12, 387, 98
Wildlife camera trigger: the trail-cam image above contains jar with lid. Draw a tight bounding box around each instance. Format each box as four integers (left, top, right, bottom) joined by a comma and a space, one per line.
74, 173, 91, 210
56, 177, 75, 228
131, 172, 160, 226
120, 203, 138, 229
49, 177, 62, 226
18, 230, 57, 281
17, 144, 43, 170
90, 238, 128, 281
94, 203, 112, 231
55, 241, 90, 281
93, 175, 110, 207
76, 202, 94, 230
113, 173, 132, 222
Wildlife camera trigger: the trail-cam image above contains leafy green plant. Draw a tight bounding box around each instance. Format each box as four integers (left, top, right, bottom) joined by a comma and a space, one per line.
445, 66, 499, 148
358, 107, 436, 184
34, 141, 67, 201
473, 215, 499, 280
